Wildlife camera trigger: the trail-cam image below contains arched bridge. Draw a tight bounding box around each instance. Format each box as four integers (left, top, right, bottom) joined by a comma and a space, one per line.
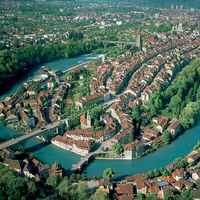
0, 120, 66, 150
100, 40, 135, 49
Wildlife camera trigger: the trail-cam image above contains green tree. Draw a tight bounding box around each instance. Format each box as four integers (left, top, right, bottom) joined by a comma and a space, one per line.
90, 106, 104, 120
76, 182, 89, 200
27, 105, 33, 115
57, 178, 70, 196
159, 167, 164, 174
162, 169, 169, 176
153, 168, 160, 177
80, 173, 87, 181
74, 92, 82, 101
193, 140, 200, 150
150, 105, 156, 116
46, 174, 61, 188
147, 170, 154, 178
6, 178, 28, 200
169, 95, 182, 115
181, 188, 193, 200
136, 193, 145, 200
44, 101, 49, 107
131, 105, 141, 121
28, 152, 34, 160
101, 146, 105, 151
77, 174, 81, 181
39, 189, 46, 198
128, 132, 134, 143
196, 86, 200, 100
94, 119, 99, 127
196, 179, 200, 188
26, 124, 31, 130
162, 130, 172, 144
155, 97, 162, 110
70, 173, 77, 182
90, 189, 110, 200
174, 157, 186, 167
146, 194, 159, 200
103, 168, 115, 180
180, 102, 200, 129
50, 87, 54, 94
111, 142, 123, 154
27, 180, 36, 196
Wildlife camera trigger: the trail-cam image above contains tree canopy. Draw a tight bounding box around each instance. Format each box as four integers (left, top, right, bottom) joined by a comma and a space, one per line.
90, 106, 105, 120
111, 142, 123, 154
103, 168, 115, 180
162, 130, 172, 144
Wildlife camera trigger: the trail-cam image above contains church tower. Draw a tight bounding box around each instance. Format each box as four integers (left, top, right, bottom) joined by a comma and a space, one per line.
102, 55, 107, 64
87, 110, 91, 128
136, 30, 142, 51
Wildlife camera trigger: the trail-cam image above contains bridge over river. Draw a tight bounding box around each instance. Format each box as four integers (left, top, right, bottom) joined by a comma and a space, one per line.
66, 152, 94, 177
100, 40, 135, 49
0, 120, 66, 150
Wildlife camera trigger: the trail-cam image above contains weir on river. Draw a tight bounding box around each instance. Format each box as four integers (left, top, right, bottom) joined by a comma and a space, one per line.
62, 60, 96, 73
1, 54, 200, 179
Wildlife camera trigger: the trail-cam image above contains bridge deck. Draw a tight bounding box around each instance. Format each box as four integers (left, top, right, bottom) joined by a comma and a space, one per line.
0, 120, 65, 150
71, 152, 93, 171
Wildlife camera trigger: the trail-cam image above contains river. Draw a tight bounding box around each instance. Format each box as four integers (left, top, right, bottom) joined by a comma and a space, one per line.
0, 54, 200, 179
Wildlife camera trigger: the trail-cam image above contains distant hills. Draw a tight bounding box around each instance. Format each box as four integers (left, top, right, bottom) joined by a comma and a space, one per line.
133, 0, 200, 9
2, 0, 200, 9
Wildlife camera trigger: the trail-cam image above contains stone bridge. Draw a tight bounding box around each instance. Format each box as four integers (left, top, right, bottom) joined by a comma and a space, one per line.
0, 120, 66, 150
66, 152, 94, 177
100, 40, 135, 49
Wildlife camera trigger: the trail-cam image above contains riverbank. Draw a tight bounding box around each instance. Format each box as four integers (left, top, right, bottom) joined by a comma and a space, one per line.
0, 55, 200, 179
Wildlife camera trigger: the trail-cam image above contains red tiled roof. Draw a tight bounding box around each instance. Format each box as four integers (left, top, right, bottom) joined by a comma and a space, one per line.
160, 176, 176, 184
115, 183, 134, 195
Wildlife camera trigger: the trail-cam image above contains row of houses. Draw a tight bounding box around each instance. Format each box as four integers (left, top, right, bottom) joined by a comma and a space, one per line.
75, 92, 111, 109
126, 38, 200, 102
109, 101, 135, 144
51, 113, 118, 155
49, 83, 69, 123
51, 135, 95, 156
106, 35, 191, 95
98, 150, 200, 199
89, 64, 114, 94
0, 67, 65, 129
2, 148, 63, 180
80, 31, 200, 110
